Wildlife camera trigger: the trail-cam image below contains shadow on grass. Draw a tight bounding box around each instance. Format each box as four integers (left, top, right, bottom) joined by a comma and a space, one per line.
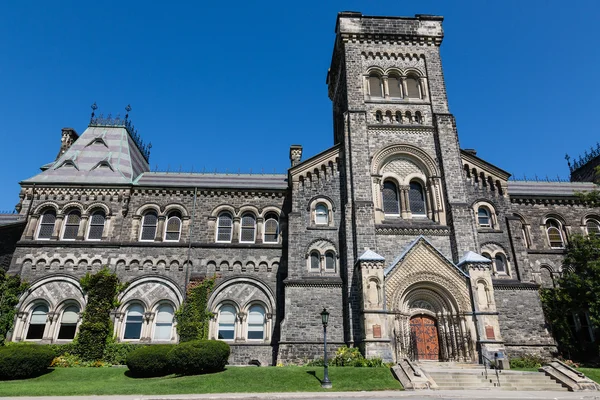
306, 370, 322, 384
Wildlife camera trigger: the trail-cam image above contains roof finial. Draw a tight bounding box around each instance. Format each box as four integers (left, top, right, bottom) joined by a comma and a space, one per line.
125, 104, 132, 120
90, 102, 98, 123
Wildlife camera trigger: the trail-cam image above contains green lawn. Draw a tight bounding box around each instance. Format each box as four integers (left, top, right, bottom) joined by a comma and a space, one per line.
0, 366, 401, 397
578, 368, 600, 384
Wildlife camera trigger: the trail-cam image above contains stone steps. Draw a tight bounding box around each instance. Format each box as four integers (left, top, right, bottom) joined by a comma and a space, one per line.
425, 368, 569, 391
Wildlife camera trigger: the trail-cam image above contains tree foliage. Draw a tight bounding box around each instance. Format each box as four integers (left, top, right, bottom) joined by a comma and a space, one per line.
175, 276, 216, 342
541, 234, 600, 360
75, 268, 126, 361
0, 271, 28, 344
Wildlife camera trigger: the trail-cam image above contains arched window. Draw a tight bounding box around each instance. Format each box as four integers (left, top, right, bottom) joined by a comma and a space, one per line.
153, 303, 174, 341
310, 251, 320, 271
263, 213, 279, 243
218, 305, 236, 340
382, 181, 400, 215
494, 254, 507, 274
478, 207, 492, 228
325, 251, 336, 271
164, 211, 182, 242
405, 76, 421, 99
409, 181, 426, 216
247, 305, 265, 340
546, 219, 565, 248
123, 304, 144, 340
57, 305, 79, 340
375, 110, 383, 123
482, 252, 492, 261
395, 111, 403, 124
414, 111, 423, 124
62, 210, 81, 240
140, 211, 158, 241
216, 212, 233, 242
26, 304, 48, 340
315, 203, 329, 225
240, 213, 256, 243
586, 219, 600, 236
388, 75, 402, 98
37, 210, 56, 240
368, 74, 383, 98
87, 210, 106, 240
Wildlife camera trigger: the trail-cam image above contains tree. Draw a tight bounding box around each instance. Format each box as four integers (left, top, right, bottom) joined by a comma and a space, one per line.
0, 271, 28, 344
541, 233, 600, 361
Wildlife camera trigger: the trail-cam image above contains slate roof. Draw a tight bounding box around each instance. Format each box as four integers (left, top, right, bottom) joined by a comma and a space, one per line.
358, 249, 385, 261
457, 251, 492, 266
134, 172, 288, 190
508, 181, 597, 197
0, 214, 26, 227
22, 126, 149, 185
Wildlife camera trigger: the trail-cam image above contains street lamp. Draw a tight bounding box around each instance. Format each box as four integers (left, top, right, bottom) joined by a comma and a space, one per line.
320, 308, 332, 389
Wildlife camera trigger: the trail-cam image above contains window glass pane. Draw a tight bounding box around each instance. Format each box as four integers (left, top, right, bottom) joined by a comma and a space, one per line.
264, 218, 279, 243
369, 76, 383, 97
406, 77, 420, 98
217, 213, 233, 242
39, 211, 57, 238
26, 324, 45, 340
141, 212, 158, 241
58, 304, 79, 339
88, 211, 105, 240
315, 204, 328, 224
154, 324, 172, 340
156, 304, 174, 323
124, 304, 144, 340
27, 305, 48, 340
31, 305, 48, 324
63, 211, 81, 240
165, 217, 181, 241
57, 325, 77, 340
248, 306, 265, 340
61, 306, 79, 324
240, 214, 256, 242
325, 253, 335, 270
495, 255, 506, 273
382, 181, 400, 214
587, 220, 600, 236
409, 182, 426, 215
388, 77, 402, 97
310, 252, 320, 270
478, 207, 490, 226
218, 306, 236, 340
548, 227, 564, 247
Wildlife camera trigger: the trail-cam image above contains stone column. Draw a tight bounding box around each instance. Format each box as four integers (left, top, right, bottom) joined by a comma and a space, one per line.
236, 312, 246, 341
132, 215, 142, 241
400, 185, 410, 219
155, 216, 166, 242
419, 77, 429, 102
382, 75, 389, 98
256, 216, 264, 244
401, 77, 408, 99
77, 216, 89, 240
13, 311, 29, 341
232, 217, 241, 243
143, 312, 155, 342
51, 214, 64, 240
24, 214, 39, 239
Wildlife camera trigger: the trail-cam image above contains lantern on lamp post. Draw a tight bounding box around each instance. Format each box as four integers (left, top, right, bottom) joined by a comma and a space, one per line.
320, 308, 332, 389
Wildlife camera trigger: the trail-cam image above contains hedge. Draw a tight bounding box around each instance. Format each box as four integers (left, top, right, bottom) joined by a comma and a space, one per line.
0, 344, 55, 380
126, 345, 174, 377
168, 340, 230, 375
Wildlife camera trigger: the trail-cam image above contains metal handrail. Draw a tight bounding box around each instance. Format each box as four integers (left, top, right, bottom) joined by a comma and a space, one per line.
482, 355, 500, 387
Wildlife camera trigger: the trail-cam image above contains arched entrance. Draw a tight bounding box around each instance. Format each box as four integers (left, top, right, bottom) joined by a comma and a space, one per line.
410, 315, 439, 361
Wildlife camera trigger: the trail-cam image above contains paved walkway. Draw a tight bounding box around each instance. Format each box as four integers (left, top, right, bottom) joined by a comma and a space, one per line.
9, 391, 600, 400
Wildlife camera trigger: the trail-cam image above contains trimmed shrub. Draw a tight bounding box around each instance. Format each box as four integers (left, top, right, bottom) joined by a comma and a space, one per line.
0, 344, 55, 380
103, 342, 147, 365
126, 345, 174, 377
509, 354, 545, 369
48, 343, 77, 358
168, 340, 230, 375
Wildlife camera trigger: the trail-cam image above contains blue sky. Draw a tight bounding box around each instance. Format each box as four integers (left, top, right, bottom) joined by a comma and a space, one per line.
1, 0, 598, 211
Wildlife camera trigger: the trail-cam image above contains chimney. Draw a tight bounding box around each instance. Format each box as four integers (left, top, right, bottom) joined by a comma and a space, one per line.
463, 148, 477, 156
56, 128, 79, 161
289, 145, 303, 167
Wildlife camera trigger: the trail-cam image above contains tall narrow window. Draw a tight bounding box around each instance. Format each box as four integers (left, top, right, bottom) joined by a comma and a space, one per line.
586, 219, 600, 236
325, 252, 336, 271
494, 254, 507, 274
546, 219, 565, 248
140, 211, 158, 241
123, 304, 144, 340
406, 76, 421, 99
478, 207, 492, 227
240, 213, 256, 243
216, 212, 233, 242
382, 181, 400, 215
315, 203, 329, 225
164, 211, 182, 242
57, 305, 79, 340
26, 304, 48, 340
368, 75, 383, 98
388, 75, 402, 98
87, 210, 106, 240
310, 251, 320, 271
247, 305, 265, 340
263, 213, 279, 243
62, 210, 81, 240
37, 210, 56, 240
153, 304, 174, 340
218, 305, 236, 340
409, 181, 426, 216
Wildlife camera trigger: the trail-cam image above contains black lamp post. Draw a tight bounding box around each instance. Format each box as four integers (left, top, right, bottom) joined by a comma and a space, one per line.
320, 308, 332, 389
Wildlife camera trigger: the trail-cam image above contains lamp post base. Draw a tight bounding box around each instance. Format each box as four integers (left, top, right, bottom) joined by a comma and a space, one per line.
321, 380, 332, 389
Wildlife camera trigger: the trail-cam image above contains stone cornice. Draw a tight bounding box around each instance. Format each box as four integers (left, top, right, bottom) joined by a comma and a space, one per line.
367, 125, 435, 134
509, 196, 582, 206
375, 225, 450, 236
339, 32, 442, 46
283, 278, 343, 287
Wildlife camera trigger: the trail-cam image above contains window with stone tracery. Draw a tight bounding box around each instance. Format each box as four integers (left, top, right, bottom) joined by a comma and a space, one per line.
62, 209, 81, 240
37, 210, 56, 240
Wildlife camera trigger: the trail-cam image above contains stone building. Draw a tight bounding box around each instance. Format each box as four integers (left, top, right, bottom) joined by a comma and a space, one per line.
5, 12, 600, 366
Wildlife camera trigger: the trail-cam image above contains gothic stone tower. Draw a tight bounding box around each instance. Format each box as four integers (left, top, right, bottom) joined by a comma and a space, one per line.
327, 12, 504, 363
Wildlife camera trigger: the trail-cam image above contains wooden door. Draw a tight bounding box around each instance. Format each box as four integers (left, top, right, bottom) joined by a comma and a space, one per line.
410, 315, 439, 360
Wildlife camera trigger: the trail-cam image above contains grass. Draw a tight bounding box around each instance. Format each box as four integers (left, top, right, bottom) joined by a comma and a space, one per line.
578, 368, 600, 384
0, 366, 401, 397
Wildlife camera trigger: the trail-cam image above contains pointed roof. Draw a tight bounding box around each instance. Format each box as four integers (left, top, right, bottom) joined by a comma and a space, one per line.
457, 251, 492, 266
383, 235, 468, 277
22, 126, 149, 185
358, 249, 385, 261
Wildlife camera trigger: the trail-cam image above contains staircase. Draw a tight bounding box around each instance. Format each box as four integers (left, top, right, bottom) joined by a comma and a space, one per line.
419, 362, 569, 391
